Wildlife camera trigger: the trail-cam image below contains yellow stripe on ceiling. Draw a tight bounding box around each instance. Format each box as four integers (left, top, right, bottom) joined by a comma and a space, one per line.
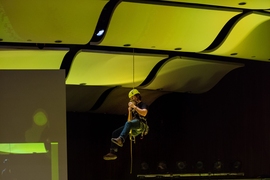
66, 51, 168, 86
162, 0, 270, 9
145, 56, 244, 93
0, 0, 108, 44
0, 50, 67, 69
99, 2, 241, 52
207, 13, 270, 61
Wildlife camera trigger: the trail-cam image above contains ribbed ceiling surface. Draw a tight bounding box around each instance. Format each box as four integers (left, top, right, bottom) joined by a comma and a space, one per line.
0, 0, 269, 114
0, 50, 66, 69
98, 2, 241, 52
66, 51, 167, 86
163, 0, 270, 9
0, 0, 107, 43
143, 57, 243, 93
206, 12, 270, 61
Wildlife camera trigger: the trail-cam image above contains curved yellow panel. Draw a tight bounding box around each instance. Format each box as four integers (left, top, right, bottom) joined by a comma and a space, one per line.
163, 0, 270, 10
145, 57, 244, 93
0, 0, 107, 44
207, 13, 270, 61
0, 50, 67, 69
66, 51, 167, 86
99, 2, 240, 51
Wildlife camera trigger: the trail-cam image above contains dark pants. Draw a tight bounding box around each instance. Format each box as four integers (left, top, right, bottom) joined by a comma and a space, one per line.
110, 119, 140, 152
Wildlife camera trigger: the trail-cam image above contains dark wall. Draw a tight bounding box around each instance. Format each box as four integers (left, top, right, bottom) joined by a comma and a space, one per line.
67, 62, 270, 180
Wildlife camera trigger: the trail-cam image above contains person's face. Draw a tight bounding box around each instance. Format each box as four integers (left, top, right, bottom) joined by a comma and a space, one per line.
130, 95, 137, 102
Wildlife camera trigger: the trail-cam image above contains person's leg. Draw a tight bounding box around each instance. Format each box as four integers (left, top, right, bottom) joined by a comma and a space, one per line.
103, 126, 124, 160
111, 126, 124, 151
111, 119, 140, 147
120, 119, 141, 141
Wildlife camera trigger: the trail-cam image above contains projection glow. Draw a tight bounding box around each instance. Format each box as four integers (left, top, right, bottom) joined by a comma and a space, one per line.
0, 143, 47, 154
33, 111, 48, 126
0, 70, 67, 180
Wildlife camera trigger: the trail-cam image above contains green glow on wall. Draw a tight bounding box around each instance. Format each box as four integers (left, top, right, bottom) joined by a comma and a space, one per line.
0, 143, 47, 154
25, 109, 49, 142
33, 111, 48, 126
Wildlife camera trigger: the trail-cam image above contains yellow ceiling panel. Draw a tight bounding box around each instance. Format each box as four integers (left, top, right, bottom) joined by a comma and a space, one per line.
0, 50, 67, 69
66, 51, 168, 86
163, 0, 270, 9
207, 13, 270, 61
0, 0, 107, 44
145, 57, 244, 93
98, 2, 241, 52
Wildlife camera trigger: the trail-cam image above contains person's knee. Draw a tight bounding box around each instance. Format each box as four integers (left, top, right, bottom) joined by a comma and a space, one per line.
125, 121, 132, 126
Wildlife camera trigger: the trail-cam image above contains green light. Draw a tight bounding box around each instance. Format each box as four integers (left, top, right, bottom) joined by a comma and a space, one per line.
33, 111, 47, 126
0, 143, 47, 154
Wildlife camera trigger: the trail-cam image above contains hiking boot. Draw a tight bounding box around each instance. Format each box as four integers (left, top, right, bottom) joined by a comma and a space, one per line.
111, 137, 123, 147
103, 152, 117, 160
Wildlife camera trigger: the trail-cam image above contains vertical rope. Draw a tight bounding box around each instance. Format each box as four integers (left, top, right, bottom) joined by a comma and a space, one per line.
130, 139, 133, 174
130, 48, 135, 174
132, 48, 135, 89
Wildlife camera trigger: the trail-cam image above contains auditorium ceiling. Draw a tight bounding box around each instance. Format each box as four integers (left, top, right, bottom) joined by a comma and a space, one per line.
0, 0, 269, 114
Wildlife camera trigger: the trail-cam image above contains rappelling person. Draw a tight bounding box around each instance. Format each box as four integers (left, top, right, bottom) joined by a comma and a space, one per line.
103, 89, 149, 160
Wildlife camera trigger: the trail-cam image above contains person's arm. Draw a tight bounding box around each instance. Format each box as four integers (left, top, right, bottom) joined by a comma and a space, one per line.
128, 101, 148, 117
134, 106, 148, 117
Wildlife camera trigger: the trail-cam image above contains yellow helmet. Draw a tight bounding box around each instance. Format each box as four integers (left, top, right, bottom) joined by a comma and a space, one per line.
128, 89, 140, 98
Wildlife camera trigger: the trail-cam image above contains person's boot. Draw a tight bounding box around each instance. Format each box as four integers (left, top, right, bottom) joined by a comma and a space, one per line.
103, 152, 117, 160
111, 137, 123, 147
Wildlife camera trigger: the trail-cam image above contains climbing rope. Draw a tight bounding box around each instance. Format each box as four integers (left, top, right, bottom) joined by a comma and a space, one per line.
130, 135, 133, 174
132, 48, 135, 89
129, 48, 135, 174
